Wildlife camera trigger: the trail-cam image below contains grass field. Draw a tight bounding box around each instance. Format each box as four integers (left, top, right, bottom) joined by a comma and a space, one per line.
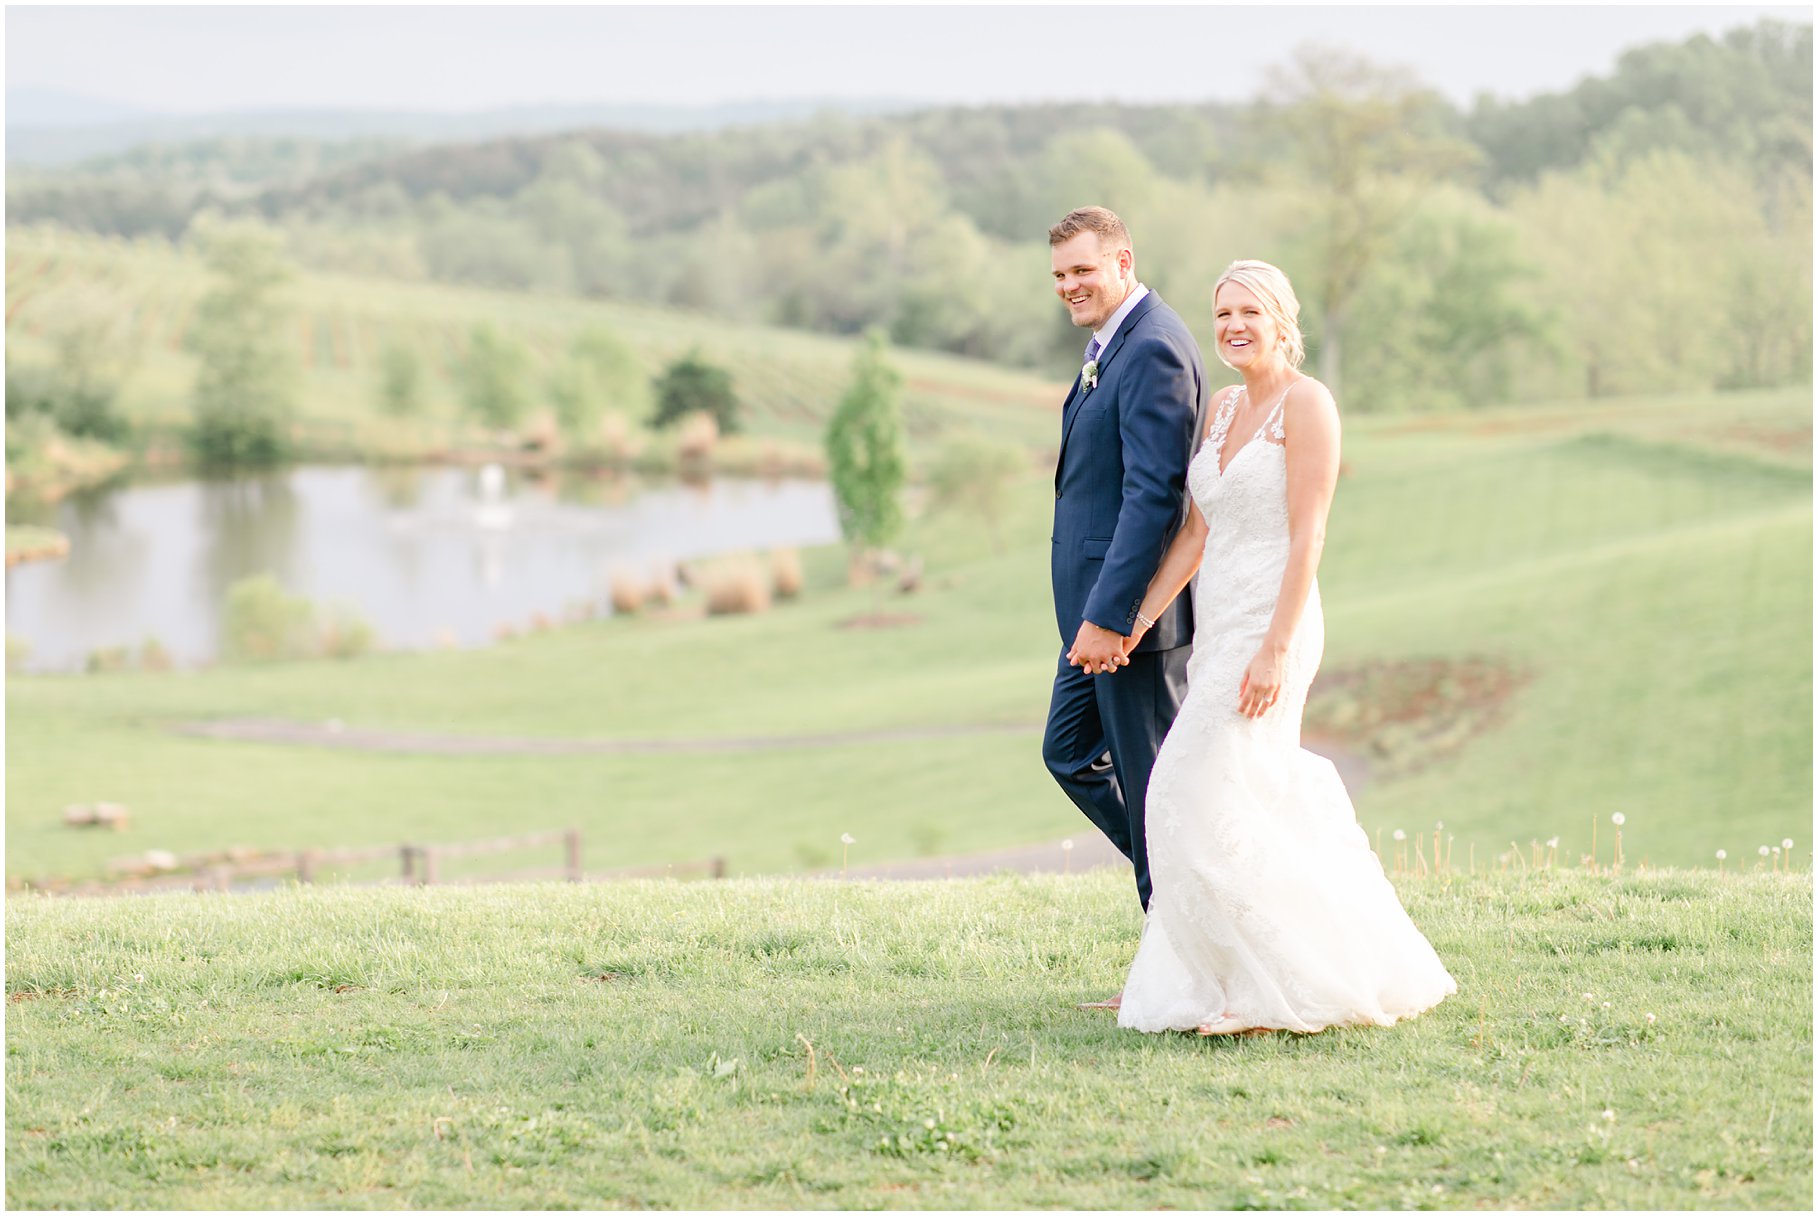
5, 869, 1810, 1209
5, 382, 1809, 885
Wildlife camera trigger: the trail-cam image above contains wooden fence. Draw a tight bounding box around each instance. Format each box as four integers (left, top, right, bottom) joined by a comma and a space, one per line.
22, 829, 727, 897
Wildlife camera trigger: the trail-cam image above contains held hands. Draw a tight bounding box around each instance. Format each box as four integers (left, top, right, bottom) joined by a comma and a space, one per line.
1067, 621, 1132, 675
1237, 645, 1285, 718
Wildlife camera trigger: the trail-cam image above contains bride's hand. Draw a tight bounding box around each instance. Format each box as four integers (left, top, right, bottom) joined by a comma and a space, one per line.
1237, 648, 1284, 718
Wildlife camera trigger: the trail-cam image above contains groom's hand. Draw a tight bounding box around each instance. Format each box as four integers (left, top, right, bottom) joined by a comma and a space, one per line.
1068, 622, 1132, 675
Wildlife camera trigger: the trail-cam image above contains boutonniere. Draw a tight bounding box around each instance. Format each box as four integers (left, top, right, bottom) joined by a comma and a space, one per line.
1081, 359, 1099, 392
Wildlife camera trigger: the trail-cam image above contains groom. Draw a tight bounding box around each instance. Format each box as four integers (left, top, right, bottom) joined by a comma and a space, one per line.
1042, 206, 1207, 918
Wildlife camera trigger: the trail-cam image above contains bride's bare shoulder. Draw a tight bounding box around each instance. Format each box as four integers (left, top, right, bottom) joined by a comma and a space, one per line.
1285, 376, 1339, 421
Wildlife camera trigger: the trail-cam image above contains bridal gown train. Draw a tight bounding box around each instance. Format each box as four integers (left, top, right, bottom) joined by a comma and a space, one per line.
1118, 385, 1457, 1035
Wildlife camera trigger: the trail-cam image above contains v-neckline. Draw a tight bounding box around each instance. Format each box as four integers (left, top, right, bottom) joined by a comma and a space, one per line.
1214, 383, 1294, 478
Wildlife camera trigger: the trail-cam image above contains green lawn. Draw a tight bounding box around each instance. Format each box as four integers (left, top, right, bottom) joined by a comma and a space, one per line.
5, 870, 1810, 1209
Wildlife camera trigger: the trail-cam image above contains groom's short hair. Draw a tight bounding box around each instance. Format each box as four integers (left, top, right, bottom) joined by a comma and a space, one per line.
1049, 206, 1132, 255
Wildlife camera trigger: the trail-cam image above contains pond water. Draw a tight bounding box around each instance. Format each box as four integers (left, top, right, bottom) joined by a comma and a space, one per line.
5, 464, 840, 673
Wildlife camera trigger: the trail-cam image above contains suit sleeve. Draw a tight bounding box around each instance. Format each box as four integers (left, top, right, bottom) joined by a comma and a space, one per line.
1082, 333, 1198, 636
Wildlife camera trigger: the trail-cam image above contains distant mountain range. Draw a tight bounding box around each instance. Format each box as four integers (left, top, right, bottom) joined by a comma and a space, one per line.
4, 90, 931, 166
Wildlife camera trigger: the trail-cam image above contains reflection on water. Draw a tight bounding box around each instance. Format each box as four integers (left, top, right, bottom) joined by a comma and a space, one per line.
5, 464, 840, 672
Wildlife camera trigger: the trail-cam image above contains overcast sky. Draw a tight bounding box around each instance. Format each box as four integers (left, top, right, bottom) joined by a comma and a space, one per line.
7, 4, 1810, 115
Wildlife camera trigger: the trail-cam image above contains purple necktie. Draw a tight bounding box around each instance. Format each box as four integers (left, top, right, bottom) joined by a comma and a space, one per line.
1085, 337, 1101, 363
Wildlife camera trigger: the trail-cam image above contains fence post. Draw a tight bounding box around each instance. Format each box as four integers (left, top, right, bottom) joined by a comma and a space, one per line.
564, 829, 583, 882
401, 845, 418, 885
297, 850, 318, 885
710, 856, 727, 879
421, 847, 440, 886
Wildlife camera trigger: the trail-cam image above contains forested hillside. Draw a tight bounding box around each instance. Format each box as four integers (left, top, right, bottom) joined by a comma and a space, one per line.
8, 19, 1810, 410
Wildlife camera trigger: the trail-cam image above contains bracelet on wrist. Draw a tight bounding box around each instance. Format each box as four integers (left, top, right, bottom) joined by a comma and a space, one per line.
1135, 609, 1156, 630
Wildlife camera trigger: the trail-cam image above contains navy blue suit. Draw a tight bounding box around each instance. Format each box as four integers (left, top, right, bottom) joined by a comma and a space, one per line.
1042, 290, 1209, 910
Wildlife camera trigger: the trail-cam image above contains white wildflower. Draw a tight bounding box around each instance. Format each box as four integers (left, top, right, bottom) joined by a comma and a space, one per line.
1760, 845, 1771, 857
1715, 850, 1727, 860
840, 833, 856, 845
1610, 812, 1625, 826
1782, 838, 1794, 849
1392, 830, 1406, 841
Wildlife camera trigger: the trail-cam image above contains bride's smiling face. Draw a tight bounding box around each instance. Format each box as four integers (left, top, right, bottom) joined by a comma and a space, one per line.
1214, 282, 1281, 371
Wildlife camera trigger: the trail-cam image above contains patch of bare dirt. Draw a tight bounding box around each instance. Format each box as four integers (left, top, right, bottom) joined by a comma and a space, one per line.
1304, 657, 1527, 781
834, 612, 923, 630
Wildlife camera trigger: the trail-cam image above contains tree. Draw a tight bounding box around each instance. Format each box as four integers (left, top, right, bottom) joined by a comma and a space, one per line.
376, 342, 423, 417
652, 349, 740, 433
1261, 47, 1479, 401
459, 323, 533, 430
185, 218, 300, 465
927, 432, 1026, 553
824, 331, 908, 575
548, 326, 646, 444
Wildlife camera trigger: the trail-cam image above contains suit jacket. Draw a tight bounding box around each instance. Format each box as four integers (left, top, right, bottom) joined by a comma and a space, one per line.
1050, 290, 1209, 654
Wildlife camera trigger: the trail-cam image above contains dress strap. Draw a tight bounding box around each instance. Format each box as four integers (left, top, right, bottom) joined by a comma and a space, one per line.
1260, 382, 1294, 442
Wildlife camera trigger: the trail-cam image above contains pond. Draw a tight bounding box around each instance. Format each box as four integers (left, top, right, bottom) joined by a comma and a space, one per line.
5, 464, 840, 673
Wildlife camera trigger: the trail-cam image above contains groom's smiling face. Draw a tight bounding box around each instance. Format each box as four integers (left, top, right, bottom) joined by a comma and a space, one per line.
1051, 232, 1134, 331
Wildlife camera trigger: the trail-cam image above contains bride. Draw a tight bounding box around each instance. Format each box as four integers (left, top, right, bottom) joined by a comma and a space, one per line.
1113, 260, 1456, 1036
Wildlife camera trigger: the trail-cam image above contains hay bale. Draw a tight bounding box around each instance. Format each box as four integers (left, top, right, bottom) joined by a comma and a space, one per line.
771, 548, 804, 599
609, 568, 649, 615
701, 555, 771, 616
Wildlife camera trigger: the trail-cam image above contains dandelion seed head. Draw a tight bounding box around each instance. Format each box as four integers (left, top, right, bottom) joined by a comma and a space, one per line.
1061, 839, 1074, 851
1716, 850, 1727, 860
1783, 838, 1794, 849
1760, 845, 1772, 857
1583, 992, 1594, 1002
1393, 830, 1406, 841
1435, 821, 1444, 830
1601, 1001, 1611, 1009
1547, 837, 1560, 848
1602, 1109, 1616, 1121
1645, 1012, 1656, 1024
1611, 812, 1625, 826
840, 833, 856, 845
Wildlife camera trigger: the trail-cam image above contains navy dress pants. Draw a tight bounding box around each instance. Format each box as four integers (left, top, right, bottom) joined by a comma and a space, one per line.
1041, 643, 1191, 911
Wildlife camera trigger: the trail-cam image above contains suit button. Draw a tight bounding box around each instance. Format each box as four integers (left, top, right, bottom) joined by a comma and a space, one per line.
1054, 489, 1062, 500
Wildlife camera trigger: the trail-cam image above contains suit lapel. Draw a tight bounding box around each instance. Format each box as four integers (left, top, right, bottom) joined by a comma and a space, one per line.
1057, 292, 1162, 465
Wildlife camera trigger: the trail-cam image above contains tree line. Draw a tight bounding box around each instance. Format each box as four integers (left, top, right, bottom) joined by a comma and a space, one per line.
6, 20, 1810, 410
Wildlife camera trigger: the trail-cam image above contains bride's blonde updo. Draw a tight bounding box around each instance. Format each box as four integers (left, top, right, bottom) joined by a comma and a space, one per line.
1213, 260, 1305, 370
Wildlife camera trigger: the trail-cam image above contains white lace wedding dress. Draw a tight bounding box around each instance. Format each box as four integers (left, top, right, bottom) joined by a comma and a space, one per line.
1118, 385, 1457, 1035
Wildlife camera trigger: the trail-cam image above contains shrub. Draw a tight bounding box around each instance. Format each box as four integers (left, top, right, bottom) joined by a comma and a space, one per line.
221, 574, 317, 662
460, 323, 534, 431
653, 350, 740, 434
86, 645, 130, 674
318, 606, 376, 660
139, 637, 173, 672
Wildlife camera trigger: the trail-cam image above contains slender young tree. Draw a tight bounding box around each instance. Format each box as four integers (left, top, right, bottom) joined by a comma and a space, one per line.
824, 330, 908, 589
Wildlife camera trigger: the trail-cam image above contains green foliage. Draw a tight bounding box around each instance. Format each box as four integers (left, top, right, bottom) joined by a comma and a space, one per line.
1468, 19, 1813, 189
1261, 46, 1482, 400
927, 431, 1026, 553
458, 323, 534, 430
220, 574, 318, 663
548, 326, 645, 443
184, 218, 299, 466
824, 331, 908, 553
375, 342, 423, 417
652, 349, 740, 433
220, 576, 373, 664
